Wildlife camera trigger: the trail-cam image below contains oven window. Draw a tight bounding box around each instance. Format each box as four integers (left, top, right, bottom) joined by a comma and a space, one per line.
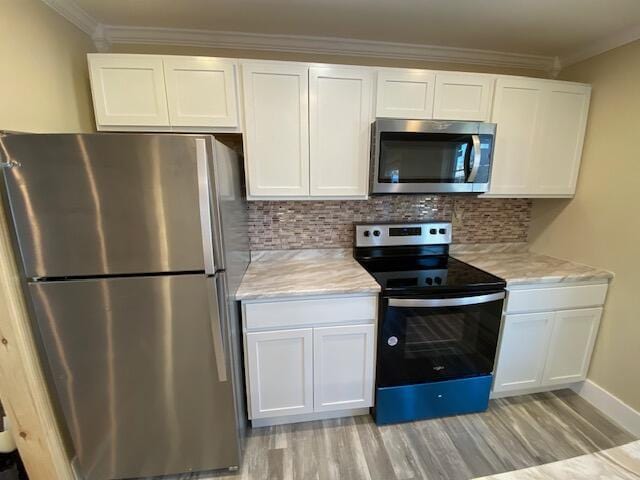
377, 296, 503, 387
378, 132, 472, 183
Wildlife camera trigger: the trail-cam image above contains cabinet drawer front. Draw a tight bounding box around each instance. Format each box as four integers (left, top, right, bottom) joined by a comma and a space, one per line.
506, 283, 608, 313
244, 295, 377, 330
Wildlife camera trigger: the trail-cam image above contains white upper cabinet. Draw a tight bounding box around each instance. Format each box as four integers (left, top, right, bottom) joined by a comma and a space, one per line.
88, 54, 170, 127
241, 61, 310, 197
433, 73, 494, 121
488, 78, 545, 195
163, 56, 238, 128
375, 69, 435, 119
535, 83, 591, 195
88, 53, 240, 131
309, 66, 374, 197
488, 78, 590, 197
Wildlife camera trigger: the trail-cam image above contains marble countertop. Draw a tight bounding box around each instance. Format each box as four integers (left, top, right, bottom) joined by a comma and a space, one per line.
474, 440, 640, 479
235, 249, 380, 301
453, 250, 613, 286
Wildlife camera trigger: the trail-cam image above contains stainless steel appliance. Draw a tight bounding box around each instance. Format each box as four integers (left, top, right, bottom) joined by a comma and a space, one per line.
371, 119, 497, 194
354, 222, 505, 425
0, 133, 249, 480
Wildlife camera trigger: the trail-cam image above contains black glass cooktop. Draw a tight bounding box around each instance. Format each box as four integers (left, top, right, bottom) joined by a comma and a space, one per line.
355, 249, 505, 295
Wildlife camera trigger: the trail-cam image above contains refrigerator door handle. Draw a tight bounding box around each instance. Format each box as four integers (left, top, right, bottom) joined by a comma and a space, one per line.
208, 275, 228, 383
196, 138, 216, 275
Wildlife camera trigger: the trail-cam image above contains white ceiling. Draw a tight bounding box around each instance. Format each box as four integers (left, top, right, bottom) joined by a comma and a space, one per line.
45, 0, 640, 71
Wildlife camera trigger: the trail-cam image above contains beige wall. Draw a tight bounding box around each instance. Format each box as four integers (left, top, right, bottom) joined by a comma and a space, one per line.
0, 0, 95, 133
112, 43, 547, 77
529, 40, 640, 411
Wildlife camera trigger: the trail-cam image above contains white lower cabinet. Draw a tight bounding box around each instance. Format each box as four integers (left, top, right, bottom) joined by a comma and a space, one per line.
313, 324, 375, 412
542, 308, 602, 385
493, 312, 554, 393
246, 328, 314, 419
242, 295, 377, 423
493, 283, 606, 397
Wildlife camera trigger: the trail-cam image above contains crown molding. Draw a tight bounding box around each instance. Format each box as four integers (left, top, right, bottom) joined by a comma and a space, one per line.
103, 25, 556, 71
40, 0, 99, 36
41, 0, 640, 73
560, 23, 640, 68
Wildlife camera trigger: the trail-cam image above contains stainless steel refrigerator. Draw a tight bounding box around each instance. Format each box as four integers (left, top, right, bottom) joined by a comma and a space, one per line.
0, 133, 249, 480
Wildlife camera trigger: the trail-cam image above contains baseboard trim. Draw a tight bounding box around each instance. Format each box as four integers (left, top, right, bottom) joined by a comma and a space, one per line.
571, 380, 640, 437
250, 408, 369, 428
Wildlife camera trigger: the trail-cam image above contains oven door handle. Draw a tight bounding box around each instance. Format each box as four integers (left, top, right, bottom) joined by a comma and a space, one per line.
466, 134, 482, 183
387, 291, 505, 308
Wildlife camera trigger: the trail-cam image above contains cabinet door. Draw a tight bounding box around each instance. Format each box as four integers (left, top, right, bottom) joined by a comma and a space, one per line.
242, 62, 309, 197
245, 328, 313, 419
534, 83, 591, 195
313, 324, 375, 412
88, 54, 170, 128
376, 69, 435, 119
493, 312, 554, 393
542, 308, 601, 386
163, 56, 239, 128
488, 78, 545, 195
433, 73, 494, 121
309, 66, 374, 197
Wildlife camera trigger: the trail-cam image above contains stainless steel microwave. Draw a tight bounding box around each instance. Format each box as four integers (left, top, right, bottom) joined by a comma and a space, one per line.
371, 119, 497, 194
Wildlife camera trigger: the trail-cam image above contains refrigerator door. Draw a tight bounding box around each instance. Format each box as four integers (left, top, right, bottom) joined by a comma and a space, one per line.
209, 139, 250, 294
28, 273, 239, 480
0, 134, 216, 278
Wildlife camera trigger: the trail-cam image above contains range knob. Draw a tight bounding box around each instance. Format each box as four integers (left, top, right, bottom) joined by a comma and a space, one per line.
429, 228, 437, 234
363, 230, 370, 237
439, 228, 447, 234
434, 277, 442, 285
373, 230, 381, 237
425, 278, 433, 285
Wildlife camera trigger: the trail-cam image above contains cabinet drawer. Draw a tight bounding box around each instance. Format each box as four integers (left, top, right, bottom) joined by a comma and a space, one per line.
244, 295, 377, 330
506, 283, 608, 314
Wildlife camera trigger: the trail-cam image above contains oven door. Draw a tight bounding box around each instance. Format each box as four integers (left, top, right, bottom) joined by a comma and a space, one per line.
377, 290, 504, 387
371, 119, 495, 194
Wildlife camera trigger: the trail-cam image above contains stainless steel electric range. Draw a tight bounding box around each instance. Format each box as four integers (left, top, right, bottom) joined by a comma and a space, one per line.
353, 222, 506, 425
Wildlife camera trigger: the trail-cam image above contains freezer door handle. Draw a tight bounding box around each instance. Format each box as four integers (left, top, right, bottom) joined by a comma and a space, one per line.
208, 275, 228, 382
197, 138, 216, 275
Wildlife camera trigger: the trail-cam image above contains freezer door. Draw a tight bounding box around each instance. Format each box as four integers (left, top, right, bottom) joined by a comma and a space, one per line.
1, 134, 215, 278
28, 274, 239, 480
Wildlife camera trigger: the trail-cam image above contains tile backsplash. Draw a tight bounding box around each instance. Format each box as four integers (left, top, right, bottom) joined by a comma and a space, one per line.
248, 195, 531, 250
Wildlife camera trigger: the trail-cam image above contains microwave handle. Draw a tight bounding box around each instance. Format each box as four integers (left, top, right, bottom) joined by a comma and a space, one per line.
466, 134, 482, 183
388, 291, 505, 308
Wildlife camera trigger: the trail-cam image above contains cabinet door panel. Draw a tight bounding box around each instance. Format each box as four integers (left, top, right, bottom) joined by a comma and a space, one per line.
246, 328, 313, 419
535, 84, 591, 195
309, 66, 373, 197
488, 78, 545, 195
164, 57, 238, 127
433, 73, 494, 121
88, 54, 169, 127
313, 324, 375, 411
543, 308, 601, 385
242, 62, 309, 196
493, 312, 554, 393
376, 69, 435, 119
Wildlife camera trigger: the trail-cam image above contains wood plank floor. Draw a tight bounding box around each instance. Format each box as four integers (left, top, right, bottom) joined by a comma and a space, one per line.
177, 390, 636, 480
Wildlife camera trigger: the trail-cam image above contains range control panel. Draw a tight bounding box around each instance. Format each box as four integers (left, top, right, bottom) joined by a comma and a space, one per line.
355, 222, 452, 247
